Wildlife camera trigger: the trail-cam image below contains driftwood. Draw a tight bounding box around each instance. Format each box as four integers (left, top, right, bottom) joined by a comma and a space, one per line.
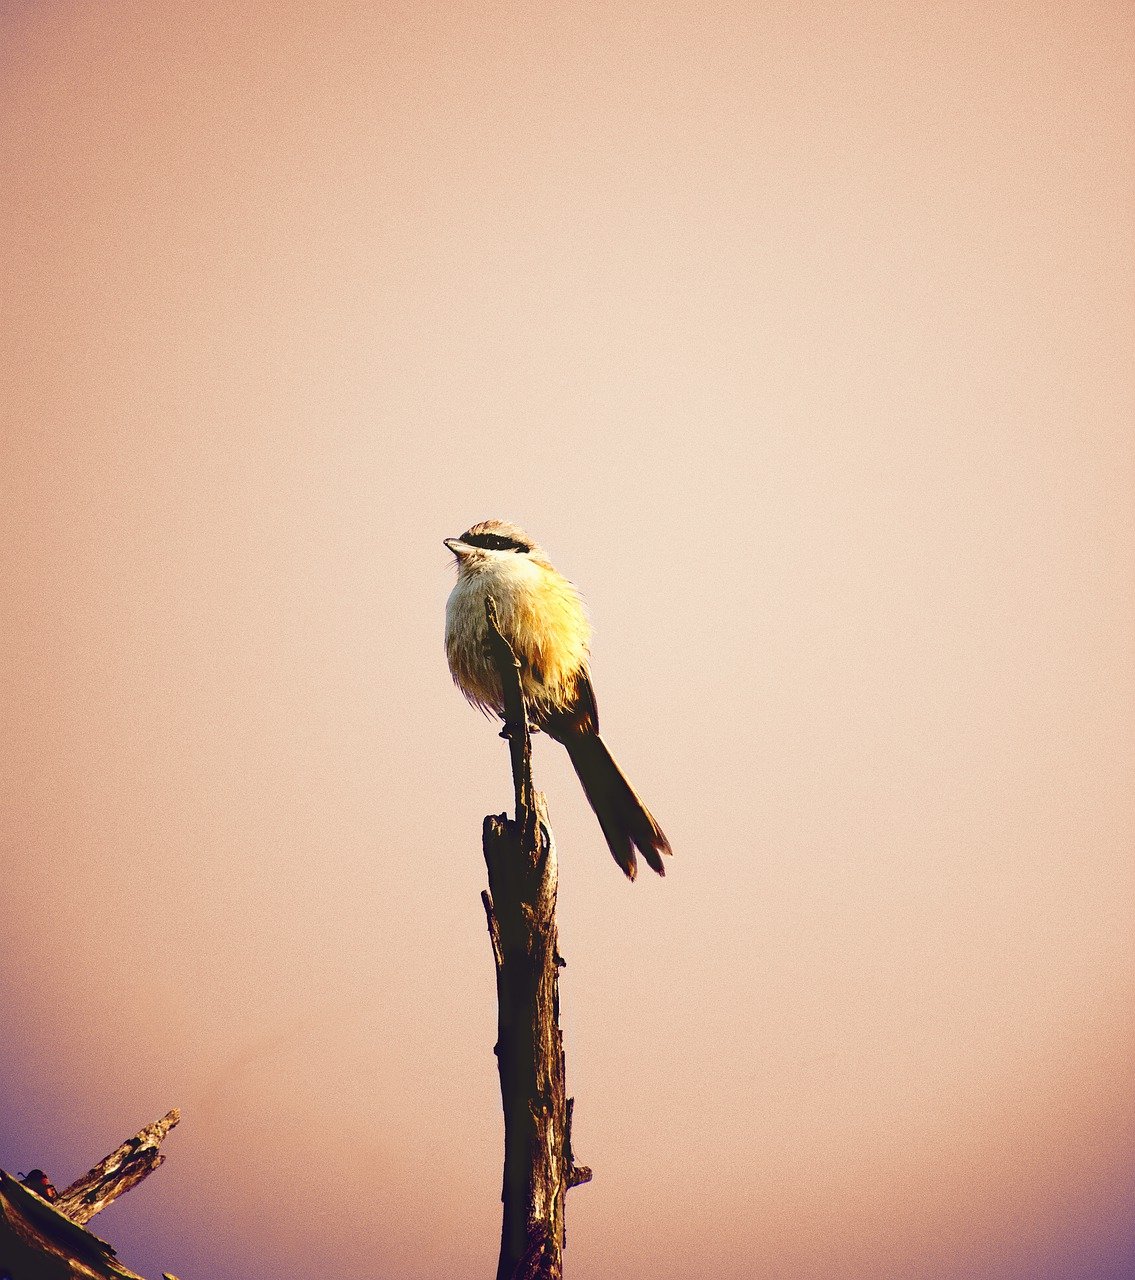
480, 599, 591, 1280
54, 1111, 180, 1227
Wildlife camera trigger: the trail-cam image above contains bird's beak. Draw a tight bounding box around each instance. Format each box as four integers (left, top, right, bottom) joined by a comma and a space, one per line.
444, 537, 470, 557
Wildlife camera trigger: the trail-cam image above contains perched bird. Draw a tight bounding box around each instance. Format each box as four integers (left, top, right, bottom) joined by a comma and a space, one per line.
444, 519, 670, 880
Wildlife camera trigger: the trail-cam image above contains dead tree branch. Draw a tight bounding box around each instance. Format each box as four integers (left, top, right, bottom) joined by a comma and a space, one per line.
54, 1111, 180, 1227
480, 597, 590, 1280
483, 596, 536, 847
0, 1111, 180, 1279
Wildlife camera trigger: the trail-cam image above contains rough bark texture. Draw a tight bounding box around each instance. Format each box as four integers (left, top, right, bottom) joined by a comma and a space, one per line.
0, 1111, 180, 1278
0, 1174, 146, 1280
53, 1111, 180, 1228
481, 599, 591, 1280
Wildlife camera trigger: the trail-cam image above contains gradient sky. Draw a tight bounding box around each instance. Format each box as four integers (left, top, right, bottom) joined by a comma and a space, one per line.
2, 3, 1133, 1278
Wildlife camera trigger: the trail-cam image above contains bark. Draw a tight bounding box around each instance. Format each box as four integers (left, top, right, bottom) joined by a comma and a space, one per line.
53, 1111, 180, 1227
481, 599, 591, 1280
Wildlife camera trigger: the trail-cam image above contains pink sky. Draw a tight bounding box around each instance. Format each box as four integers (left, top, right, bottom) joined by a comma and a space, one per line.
2, 3, 1133, 1278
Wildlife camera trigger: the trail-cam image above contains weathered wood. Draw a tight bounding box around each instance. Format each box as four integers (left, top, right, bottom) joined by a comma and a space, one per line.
481, 600, 590, 1280
54, 1111, 179, 1227
0, 1172, 148, 1280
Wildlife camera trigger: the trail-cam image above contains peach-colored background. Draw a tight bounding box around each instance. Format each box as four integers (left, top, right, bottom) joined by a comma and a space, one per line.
2, 3, 1133, 1278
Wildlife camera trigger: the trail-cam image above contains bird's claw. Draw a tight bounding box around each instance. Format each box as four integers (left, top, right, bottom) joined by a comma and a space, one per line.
499, 721, 541, 739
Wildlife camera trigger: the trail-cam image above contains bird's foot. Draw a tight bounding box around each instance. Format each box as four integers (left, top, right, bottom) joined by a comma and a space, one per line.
499, 721, 541, 740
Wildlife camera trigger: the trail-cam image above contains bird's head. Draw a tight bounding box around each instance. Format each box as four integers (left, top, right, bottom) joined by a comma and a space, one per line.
444, 520, 539, 575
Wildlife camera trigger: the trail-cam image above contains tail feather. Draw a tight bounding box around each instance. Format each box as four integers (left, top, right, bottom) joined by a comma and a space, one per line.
562, 731, 671, 880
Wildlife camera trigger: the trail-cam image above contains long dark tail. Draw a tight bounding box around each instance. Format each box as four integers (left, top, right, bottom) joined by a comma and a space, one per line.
561, 731, 671, 881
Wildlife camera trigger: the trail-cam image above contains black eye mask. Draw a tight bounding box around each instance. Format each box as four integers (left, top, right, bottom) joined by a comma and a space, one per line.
462, 531, 531, 553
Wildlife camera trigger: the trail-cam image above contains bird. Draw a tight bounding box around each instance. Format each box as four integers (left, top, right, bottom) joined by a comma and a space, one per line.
444, 519, 670, 880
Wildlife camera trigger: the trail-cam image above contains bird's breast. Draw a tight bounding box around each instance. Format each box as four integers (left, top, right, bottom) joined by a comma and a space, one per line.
445, 557, 590, 717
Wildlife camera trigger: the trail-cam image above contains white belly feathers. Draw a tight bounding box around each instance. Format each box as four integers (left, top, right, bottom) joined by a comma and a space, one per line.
445, 552, 590, 718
